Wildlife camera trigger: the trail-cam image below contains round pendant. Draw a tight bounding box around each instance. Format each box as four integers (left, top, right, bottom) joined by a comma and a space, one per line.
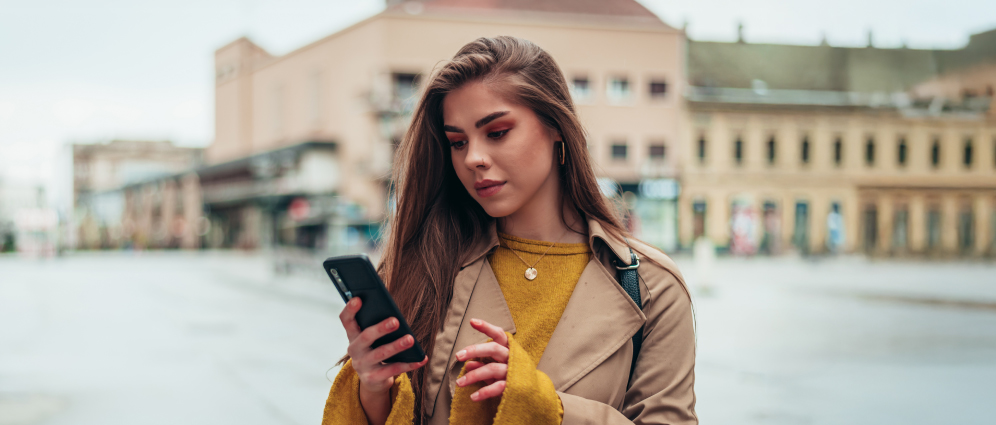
524, 267, 538, 281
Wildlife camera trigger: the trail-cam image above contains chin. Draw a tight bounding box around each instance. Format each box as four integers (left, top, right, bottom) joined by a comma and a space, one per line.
476, 197, 520, 218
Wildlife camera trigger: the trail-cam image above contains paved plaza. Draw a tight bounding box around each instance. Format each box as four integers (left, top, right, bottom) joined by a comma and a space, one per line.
1, 251, 994, 424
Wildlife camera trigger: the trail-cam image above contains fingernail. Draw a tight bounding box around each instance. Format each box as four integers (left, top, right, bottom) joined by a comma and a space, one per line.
457, 377, 465, 386
470, 392, 479, 401
456, 350, 465, 359
471, 319, 480, 326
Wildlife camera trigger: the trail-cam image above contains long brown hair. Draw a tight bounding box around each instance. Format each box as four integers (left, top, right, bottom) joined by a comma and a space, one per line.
380, 36, 627, 422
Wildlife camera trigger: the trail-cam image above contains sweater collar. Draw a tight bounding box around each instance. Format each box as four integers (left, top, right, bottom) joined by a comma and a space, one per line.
460, 217, 633, 268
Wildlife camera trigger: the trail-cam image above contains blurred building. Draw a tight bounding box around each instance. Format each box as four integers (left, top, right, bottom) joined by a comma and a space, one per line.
72, 140, 203, 249
680, 28, 996, 257
0, 181, 55, 256
207, 0, 686, 252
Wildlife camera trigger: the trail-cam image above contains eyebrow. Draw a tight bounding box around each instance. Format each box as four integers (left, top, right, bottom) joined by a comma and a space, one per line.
442, 110, 510, 133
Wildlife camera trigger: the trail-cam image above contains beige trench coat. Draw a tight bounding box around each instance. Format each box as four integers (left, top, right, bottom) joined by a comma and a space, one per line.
421, 219, 697, 425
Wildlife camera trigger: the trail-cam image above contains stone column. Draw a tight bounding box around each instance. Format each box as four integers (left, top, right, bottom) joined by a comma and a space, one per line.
710, 191, 730, 248
877, 195, 893, 255
909, 194, 926, 253
974, 194, 992, 257
809, 194, 827, 254
843, 190, 860, 253
941, 194, 959, 255
678, 192, 693, 248
782, 194, 796, 251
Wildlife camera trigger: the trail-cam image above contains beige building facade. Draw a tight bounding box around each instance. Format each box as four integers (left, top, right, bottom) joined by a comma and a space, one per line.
206, 0, 687, 251
681, 32, 996, 257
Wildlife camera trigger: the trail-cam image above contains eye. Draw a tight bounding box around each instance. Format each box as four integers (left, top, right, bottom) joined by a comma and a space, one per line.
487, 129, 509, 139
449, 140, 467, 150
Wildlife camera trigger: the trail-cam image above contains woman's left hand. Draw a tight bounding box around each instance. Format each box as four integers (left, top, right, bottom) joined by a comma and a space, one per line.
454, 318, 510, 402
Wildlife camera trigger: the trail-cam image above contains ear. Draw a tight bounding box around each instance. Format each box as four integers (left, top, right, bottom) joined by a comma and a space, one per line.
545, 126, 562, 143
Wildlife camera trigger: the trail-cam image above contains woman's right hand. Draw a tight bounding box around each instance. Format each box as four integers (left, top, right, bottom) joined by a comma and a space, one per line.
339, 297, 428, 422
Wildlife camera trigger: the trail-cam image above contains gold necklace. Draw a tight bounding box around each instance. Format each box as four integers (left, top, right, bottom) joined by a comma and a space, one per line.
499, 229, 570, 281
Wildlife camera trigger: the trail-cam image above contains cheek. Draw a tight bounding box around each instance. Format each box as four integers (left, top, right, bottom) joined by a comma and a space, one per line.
502, 139, 554, 190
451, 152, 473, 187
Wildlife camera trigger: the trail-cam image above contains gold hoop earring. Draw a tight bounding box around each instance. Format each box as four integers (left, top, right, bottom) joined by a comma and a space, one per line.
558, 141, 565, 165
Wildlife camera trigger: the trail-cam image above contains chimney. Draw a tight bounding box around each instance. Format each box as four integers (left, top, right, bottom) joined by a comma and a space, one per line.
737, 22, 745, 44
867, 29, 874, 48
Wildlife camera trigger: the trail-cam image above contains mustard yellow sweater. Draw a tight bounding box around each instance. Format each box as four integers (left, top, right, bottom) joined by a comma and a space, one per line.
322, 234, 590, 425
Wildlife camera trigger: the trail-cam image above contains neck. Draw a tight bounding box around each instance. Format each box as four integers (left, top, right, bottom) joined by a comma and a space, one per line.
497, 190, 587, 244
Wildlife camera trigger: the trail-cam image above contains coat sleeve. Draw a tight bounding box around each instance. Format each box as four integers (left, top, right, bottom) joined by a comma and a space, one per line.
559, 270, 697, 425
449, 332, 564, 424
320, 359, 416, 425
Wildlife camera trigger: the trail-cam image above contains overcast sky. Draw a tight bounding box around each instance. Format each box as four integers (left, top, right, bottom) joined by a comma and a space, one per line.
1, 0, 995, 194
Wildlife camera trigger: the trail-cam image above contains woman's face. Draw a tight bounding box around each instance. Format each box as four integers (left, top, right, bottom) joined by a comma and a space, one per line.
442, 81, 560, 218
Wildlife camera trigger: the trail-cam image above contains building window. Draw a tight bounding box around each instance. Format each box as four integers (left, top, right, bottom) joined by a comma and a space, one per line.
766, 136, 776, 165
649, 80, 667, 98
897, 137, 907, 167
697, 136, 707, 163
931, 138, 941, 168
607, 77, 631, 102
964, 138, 973, 168
834, 137, 843, 166
571, 77, 591, 100
801, 136, 810, 164
392, 73, 418, 100
611, 143, 628, 160
734, 137, 743, 165
648, 144, 666, 160
865, 138, 875, 166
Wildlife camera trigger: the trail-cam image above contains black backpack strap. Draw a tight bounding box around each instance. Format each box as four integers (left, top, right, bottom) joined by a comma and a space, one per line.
613, 239, 643, 387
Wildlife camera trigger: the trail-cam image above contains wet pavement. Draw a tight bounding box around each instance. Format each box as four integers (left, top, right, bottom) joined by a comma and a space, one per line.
1, 251, 994, 424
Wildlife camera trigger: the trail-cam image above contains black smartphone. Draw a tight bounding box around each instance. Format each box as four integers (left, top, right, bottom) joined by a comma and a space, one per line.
323, 254, 426, 363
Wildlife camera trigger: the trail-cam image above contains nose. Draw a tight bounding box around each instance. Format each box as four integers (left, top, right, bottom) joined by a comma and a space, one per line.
463, 138, 490, 169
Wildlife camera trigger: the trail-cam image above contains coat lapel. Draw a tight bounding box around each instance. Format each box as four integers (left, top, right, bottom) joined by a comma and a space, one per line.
537, 256, 646, 392
424, 257, 516, 417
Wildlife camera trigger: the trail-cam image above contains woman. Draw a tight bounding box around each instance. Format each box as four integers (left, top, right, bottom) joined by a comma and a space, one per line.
322, 36, 696, 425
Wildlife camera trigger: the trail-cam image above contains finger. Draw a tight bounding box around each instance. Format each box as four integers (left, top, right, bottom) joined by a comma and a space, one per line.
457, 362, 507, 388
367, 356, 428, 383
463, 360, 485, 372
338, 298, 363, 340
455, 341, 509, 363
470, 318, 508, 346
356, 316, 400, 349
368, 334, 415, 364
471, 380, 506, 402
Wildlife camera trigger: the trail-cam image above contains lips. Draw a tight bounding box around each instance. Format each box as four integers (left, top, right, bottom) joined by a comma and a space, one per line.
474, 179, 505, 198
